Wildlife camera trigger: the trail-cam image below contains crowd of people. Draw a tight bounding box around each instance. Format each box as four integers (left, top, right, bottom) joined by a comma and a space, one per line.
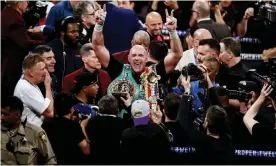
1, 0, 276, 165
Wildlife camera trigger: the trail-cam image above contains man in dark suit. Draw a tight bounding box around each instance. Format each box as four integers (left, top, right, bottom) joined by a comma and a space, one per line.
97, 1, 143, 54
62, 43, 111, 102
1, 1, 45, 97
191, 0, 231, 42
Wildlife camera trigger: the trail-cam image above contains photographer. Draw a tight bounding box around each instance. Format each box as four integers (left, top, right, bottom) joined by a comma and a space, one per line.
42, 92, 91, 165
243, 84, 276, 149
177, 71, 233, 164
189, 57, 220, 115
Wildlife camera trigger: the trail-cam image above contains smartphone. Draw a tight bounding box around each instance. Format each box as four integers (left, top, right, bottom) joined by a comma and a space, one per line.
112, 92, 127, 100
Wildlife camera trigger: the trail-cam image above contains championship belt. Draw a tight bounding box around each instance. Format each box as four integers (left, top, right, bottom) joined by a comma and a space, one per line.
140, 64, 161, 111
107, 64, 143, 101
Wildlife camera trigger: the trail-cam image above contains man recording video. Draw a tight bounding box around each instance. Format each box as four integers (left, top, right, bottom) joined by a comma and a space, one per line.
177, 65, 233, 164
243, 84, 276, 150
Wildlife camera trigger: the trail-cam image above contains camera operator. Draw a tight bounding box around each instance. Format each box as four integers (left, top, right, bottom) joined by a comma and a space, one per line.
177, 72, 233, 164
217, 37, 248, 108
189, 57, 220, 115
243, 84, 276, 149
42, 92, 91, 165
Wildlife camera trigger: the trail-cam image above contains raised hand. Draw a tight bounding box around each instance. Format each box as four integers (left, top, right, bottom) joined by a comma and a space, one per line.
197, 64, 213, 88
244, 7, 254, 20
259, 83, 273, 102
164, 0, 179, 10
151, 105, 163, 124
44, 70, 52, 87
120, 93, 133, 107
165, 8, 177, 32
182, 76, 191, 95
95, 4, 107, 25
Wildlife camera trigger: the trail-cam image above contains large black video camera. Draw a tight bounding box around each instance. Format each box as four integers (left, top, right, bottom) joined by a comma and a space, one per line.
245, 69, 276, 98
215, 86, 253, 102
254, 0, 276, 23
23, 1, 47, 27
182, 63, 204, 81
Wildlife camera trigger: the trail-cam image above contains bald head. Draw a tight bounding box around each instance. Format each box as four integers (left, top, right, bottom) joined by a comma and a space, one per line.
129, 45, 147, 55
145, 12, 163, 37
132, 30, 150, 49
128, 45, 148, 74
193, 28, 213, 52
193, 29, 213, 40
192, 0, 210, 18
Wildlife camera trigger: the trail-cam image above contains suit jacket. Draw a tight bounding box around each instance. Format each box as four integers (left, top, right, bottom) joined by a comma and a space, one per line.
197, 19, 231, 42
103, 3, 143, 54
1, 6, 45, 97
62, 67, 111, 97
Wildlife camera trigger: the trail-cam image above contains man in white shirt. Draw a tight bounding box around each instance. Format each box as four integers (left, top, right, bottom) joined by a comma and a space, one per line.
175, 28, 212, 72
14, 54, 54, 126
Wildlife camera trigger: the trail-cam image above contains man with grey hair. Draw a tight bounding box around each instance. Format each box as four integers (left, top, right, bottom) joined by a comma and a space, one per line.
73, 1, 97, 43
113, 30, 151, 64
190, 0, 231, 42
175, 28, 212, 71
62, 43, 111, 101
85, 95, 131, 164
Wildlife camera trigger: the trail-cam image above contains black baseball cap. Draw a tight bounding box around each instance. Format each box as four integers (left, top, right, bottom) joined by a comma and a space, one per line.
71, 72, 98, 94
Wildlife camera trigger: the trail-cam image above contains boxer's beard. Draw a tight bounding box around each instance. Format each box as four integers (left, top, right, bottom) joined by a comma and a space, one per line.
64, 34, 78, 47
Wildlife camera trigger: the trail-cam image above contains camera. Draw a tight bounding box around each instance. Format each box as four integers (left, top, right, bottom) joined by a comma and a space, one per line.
254, 0, 276, 23
246, 70, 276, 98
263, 58, 276, 79
182, 63, 204, 81
73, 103, 96, 123
215, 86, 253, 102
23, 1, 47, 27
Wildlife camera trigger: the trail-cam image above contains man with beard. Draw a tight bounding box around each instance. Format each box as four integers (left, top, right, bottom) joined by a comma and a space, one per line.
92, 6, 182, 102
145, 11, 164, 41
47, 16, 83, 90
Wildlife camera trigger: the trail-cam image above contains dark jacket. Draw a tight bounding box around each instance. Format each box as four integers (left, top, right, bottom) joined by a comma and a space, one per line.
197, 19, 231, 42
1, 6, 45, 97
103, 3, 143, 54
46, 38, 83, 90
177, 89, 233, 164
121, 123, 172, 164
86, 115, 127, 164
